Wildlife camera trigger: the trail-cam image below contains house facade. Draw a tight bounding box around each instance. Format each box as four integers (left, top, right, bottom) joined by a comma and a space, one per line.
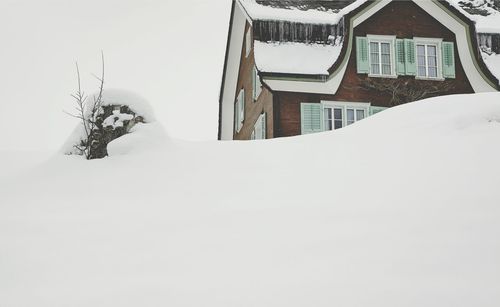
218, 0, 500, 140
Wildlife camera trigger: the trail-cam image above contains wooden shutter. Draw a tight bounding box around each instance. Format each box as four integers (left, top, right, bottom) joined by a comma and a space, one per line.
404, 39, 416, 76
369, 106, 388, 116
301, 103, 323, 135
356, 37, 369, 74
442, 42, 456, 79
396, 39, 406, 75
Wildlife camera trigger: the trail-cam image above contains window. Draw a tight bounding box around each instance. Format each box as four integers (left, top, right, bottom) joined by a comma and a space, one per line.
414, 38, 442, 79
357, 36, 454, 79
323, 102, 368, 131
245, 27, 252, 58
417, 44, 438, 78
252, 66, 262, 101
301, 102, 386, 135
234, 90, 245, 133
251, 113, 266, 140
367, 35, 396, 77
370, 41, 392, 75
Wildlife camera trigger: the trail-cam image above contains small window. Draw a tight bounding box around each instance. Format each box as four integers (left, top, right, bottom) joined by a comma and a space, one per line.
234, 90, 245, 133
323, 103, 368, 131
245, 27, 252, 58
252, 66, 262, 101
251, 113, 266, 140
417, 44, 438, 78
367, 37, 395, 77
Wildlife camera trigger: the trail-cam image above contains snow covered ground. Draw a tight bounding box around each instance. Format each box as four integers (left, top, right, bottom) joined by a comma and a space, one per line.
1, 93, 500, 307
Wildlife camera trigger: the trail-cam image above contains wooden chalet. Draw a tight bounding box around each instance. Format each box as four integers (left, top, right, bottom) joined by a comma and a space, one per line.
218, 0, 500, 140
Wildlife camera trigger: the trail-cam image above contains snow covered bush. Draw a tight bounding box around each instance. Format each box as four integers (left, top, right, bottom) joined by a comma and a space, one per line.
63, 85, 156, 159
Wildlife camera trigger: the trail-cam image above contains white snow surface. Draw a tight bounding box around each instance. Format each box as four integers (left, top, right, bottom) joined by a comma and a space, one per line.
482, 51, 500, 83
254, 41, 343, 75
2, 93, 500, 306
239, 0, 367, 24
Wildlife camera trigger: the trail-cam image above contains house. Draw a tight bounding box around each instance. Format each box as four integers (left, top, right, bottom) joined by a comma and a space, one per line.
218, 0, 500, 140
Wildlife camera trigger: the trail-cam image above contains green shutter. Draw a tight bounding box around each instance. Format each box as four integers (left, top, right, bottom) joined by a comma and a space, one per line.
404, 39, 416, 76
442, 42, 456, 79
396, 39, 406, 75
356, 37, 369, 74
301, 103, 323, 135
369, 106, 388, 116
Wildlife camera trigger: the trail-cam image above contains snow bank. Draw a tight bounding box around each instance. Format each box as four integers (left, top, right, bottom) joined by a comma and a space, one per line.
239, 0, 367, 25
254, 41, 342, 75
2, 93, 500, 307
107, 122, 168, 156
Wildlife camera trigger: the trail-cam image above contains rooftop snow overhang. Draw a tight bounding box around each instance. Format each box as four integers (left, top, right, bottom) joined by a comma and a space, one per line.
238, 0, 368, 25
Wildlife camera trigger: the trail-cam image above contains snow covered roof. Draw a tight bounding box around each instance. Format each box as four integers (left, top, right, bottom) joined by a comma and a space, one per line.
240, 0, 500, 33
254, 41, 342, 75
239, 0, 367, 24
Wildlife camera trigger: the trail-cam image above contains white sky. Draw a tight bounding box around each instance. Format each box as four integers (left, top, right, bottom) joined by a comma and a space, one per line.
0, 0, 231, 151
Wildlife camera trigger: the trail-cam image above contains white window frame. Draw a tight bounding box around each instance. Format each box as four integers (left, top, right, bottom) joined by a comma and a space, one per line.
251, 113, 266, 140
367, 34, 397, 78
253, 66, 262, 102
245, 27, 252, 58
235, 89, 245, 133
414, 37, 444, 81
321, 101, 370, 130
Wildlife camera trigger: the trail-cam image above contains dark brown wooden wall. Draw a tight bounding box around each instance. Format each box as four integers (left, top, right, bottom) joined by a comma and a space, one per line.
273, 1, 475, 138
234, 22, 274, 140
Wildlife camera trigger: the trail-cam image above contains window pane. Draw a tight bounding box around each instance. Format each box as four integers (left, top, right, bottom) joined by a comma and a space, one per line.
334, 108, 342, 120
428, 67, 438, 78
371, 64, 380, 75
370, 42, 379, 53
324, 108, 332, 131
356, 109, 365, 121
324, 108, 332, 120
334, 108, 343, 130
417, 45, 425, 57
346, 109, 354, 126
418, 66, 427, 77
381, 43, 390, 54
382, 64, 391, 75
347, 109, 354, 121
427, 45, 437, 56
381, 54, 391, 65
417, 55, 426, 67
428, 55, 437, 68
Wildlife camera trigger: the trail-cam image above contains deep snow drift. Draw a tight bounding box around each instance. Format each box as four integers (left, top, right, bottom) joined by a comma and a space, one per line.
1, 93, 500, 307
